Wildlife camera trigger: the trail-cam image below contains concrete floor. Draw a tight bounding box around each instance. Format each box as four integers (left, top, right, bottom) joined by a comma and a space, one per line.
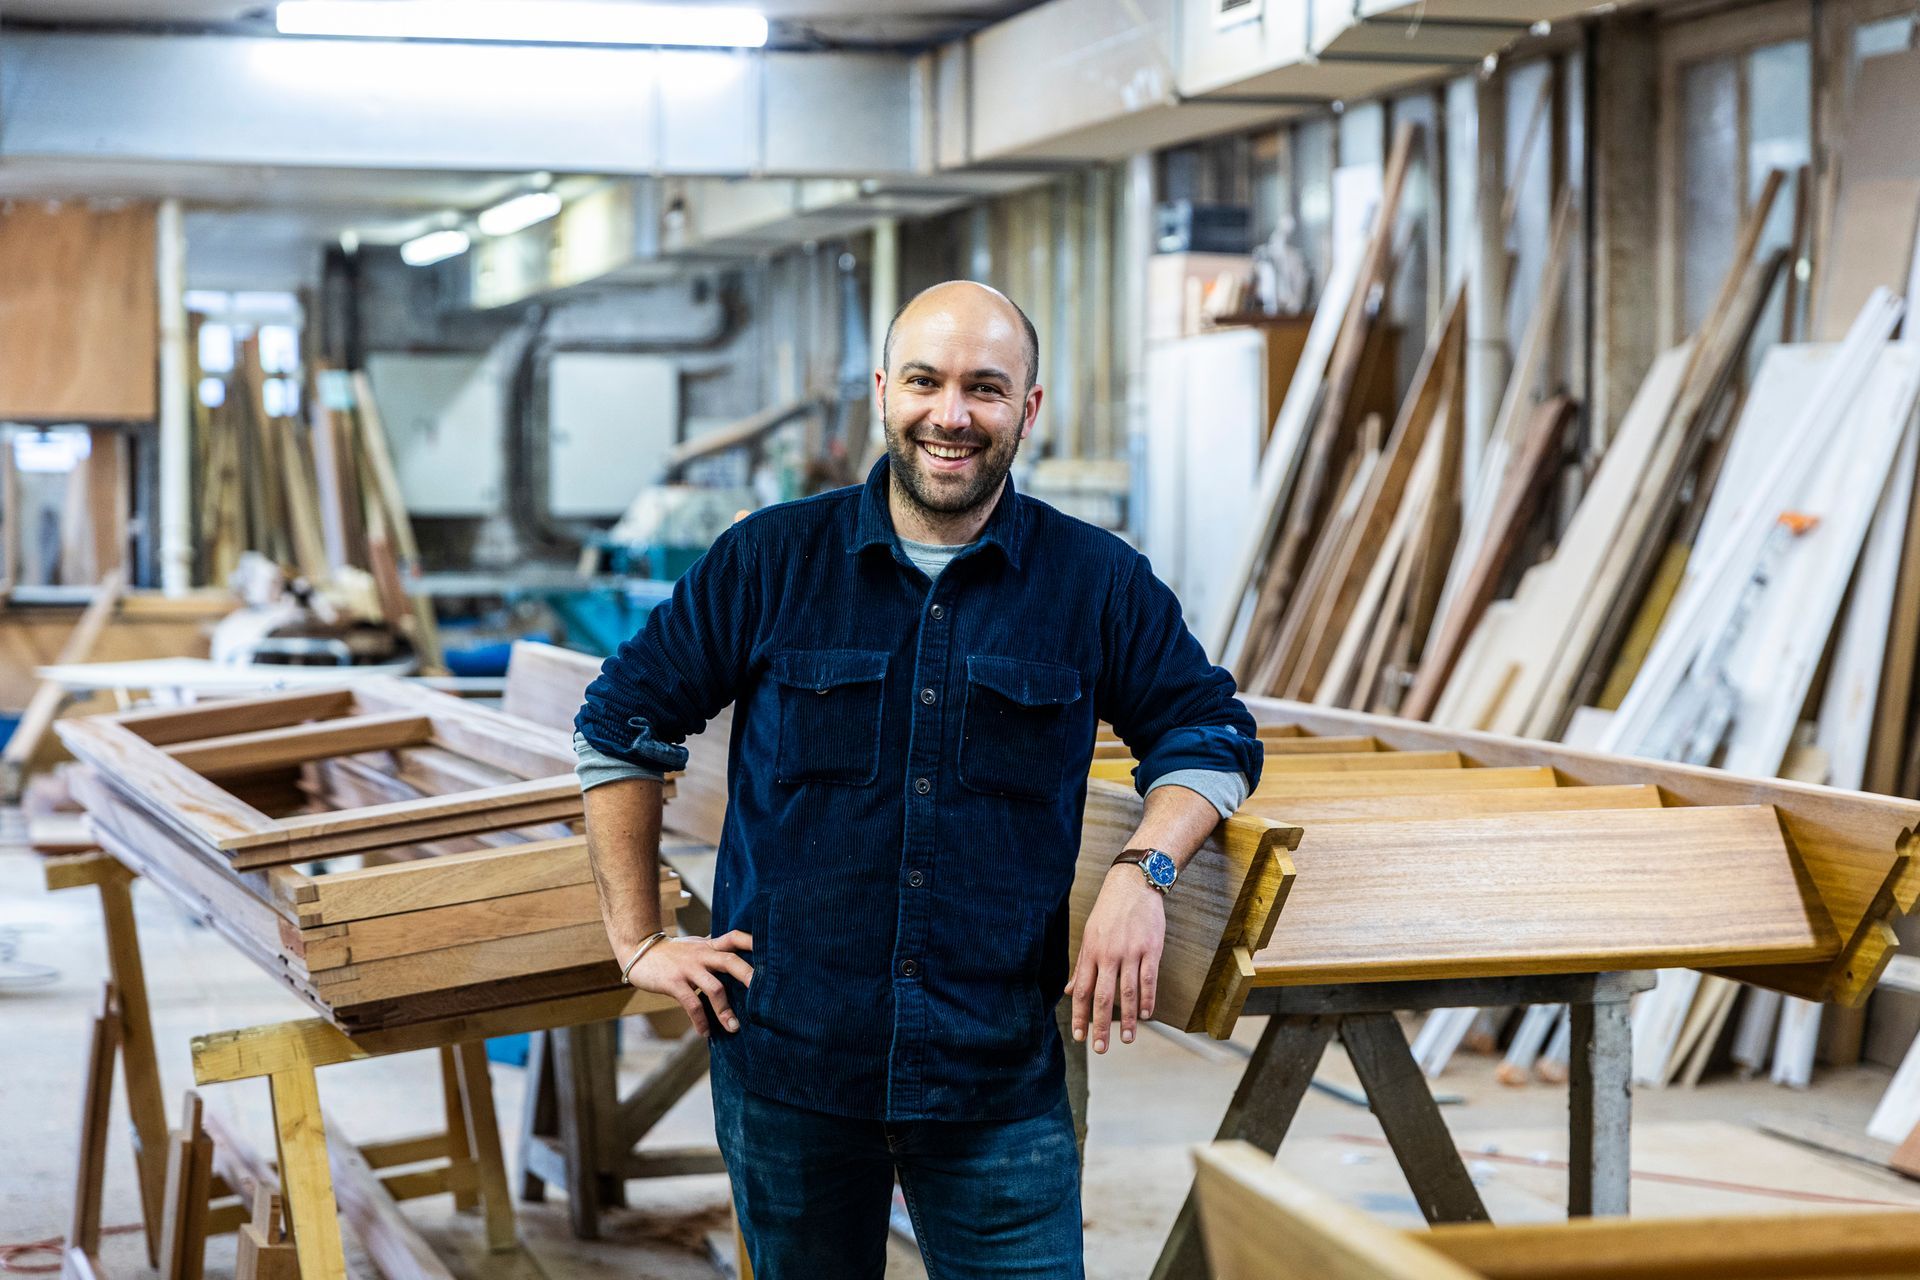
6, 842, 1920, 1280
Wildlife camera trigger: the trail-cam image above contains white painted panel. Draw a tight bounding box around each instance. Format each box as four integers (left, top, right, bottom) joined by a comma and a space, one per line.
365, 354, 504, 517
547, 354, 679, 519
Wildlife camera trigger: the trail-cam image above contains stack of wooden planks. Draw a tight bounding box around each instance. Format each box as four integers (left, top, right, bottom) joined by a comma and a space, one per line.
195, 342, 441, 671
1094, 698, 1912, 1028
57, 679, 683, 1032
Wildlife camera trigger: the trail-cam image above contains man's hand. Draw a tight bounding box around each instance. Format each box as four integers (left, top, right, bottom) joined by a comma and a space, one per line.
1066, 865, 1166, 1053
626, 931, 755, 1037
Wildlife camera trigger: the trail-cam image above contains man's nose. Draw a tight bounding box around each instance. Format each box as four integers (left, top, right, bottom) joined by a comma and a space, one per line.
928, 386, 972, 430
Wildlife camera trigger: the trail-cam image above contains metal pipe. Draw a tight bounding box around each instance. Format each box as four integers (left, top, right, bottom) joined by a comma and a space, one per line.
156, 198, 192, 594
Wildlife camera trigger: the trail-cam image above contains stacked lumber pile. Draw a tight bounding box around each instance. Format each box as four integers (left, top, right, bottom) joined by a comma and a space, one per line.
1206, 51, 1920, 1088
196, 340, 440, 670
56, 680, 683, 1032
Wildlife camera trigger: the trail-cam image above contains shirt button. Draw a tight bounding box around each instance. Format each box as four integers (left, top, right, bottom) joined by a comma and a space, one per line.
930, 604, 945, 620
914, 777, 931, 795
900, 959, 918, 977
920, 687, 937, 705
908, 870, 924, 887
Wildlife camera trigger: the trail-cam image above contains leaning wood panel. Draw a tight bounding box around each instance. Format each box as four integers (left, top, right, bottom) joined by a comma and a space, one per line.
1252, 805, 1838, 986
1245, 696, 1920, 1004
1076, 778, 1295, 1037
1252, 766, 1556, 800
1240, 784, 1662, 823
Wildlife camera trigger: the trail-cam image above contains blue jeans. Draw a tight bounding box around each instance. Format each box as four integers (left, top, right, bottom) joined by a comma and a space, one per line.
710, 1051, 1084, 1279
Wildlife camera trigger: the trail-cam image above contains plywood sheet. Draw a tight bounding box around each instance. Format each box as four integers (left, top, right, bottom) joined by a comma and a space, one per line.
0, 202, 157, 421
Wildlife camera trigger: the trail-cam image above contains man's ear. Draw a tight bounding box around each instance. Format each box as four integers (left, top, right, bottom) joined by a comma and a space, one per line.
1021, 384, 1044, 440
872, 368, 886, 419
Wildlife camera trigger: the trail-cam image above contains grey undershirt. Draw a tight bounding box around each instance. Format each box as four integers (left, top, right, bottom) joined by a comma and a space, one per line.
572, 534, 1249, 817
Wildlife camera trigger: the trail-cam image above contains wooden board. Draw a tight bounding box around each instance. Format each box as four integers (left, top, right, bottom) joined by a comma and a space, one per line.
1251, 805, 1837, 986
0, 202, 157, 420
1076, 778, 1295, 1038
1246, 697, 1920, 1006
1240, 784, 1661, 823
1251, 766, 1557, 800
1090, 750, 1459, 782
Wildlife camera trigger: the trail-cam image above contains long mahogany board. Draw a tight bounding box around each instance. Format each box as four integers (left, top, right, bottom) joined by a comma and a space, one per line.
1090, 750, 1460, 783
1091, 734, 1377, 762
1246, 695, 1920, 1005
1251, 766, 1555, 800
309, 921, 616, 1004
1240, 784, 1662, 823
1252, 805, 1840, 986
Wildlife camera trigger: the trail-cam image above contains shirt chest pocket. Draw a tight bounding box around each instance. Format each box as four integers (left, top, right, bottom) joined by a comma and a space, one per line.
959, 655, 1084, 802
770, 648, 890, 786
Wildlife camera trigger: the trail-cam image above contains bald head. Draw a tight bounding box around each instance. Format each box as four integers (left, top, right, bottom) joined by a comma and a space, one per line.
883, 281, 1040, 392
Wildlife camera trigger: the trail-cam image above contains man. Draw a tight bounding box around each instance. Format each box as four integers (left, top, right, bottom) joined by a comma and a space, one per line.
574, 280, 1263, 1277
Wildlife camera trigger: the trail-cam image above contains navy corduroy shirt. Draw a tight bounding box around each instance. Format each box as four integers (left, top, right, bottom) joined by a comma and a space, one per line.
576, 458, 1265, 1122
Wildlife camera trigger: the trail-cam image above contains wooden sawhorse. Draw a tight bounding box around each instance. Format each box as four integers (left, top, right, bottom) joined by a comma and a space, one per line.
514, 839, 729, 1239
1152, 970, 1652, 1280
189, 986, 677, 1280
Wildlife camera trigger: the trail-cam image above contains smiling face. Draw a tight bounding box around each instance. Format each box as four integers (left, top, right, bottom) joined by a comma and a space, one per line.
876, 283, 1042, 533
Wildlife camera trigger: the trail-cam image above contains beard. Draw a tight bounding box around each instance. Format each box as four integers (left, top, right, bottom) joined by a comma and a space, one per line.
880, 392, 1024, 520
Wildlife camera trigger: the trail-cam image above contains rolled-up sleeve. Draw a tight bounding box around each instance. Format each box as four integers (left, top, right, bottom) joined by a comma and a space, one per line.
1096, 551, 1264, 797
574, 524, 758, 771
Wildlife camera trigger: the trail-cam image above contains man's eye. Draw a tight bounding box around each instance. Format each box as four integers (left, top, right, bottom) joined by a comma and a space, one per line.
974, 385, 1004, 396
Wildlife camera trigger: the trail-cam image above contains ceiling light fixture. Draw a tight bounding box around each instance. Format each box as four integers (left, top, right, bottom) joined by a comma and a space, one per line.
400, 228, 471, 266
276, 2, 770, 48
477, 191, 563, 238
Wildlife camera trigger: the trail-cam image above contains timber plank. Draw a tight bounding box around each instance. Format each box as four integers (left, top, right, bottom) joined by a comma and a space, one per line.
297, 837, 591, 924
114, 688, 356, 746
1092, 750, 1459, 784
1239, 784, 1661, 823
1425, 1210, 1920, 1278
1252, 805, 1839, 987
57, 716, 278, 849
166, 713, 432, 779
310, 922, 617, 1004
294, 876, 684, 969
1252, 766, 1556, 800
218, 776, 581, 863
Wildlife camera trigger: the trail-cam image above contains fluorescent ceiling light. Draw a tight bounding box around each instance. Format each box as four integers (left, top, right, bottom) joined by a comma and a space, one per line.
400, 229, 471, 266
276, 2, 769, 48
477, 191, 563, 238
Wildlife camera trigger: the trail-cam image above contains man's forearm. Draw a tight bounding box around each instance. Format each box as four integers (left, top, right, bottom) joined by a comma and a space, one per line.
583, 777, 668, 957
1123, 782, 1223, 871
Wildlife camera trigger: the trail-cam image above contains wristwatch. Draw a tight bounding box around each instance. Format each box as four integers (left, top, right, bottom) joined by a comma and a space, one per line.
1112, 847, 1178, 894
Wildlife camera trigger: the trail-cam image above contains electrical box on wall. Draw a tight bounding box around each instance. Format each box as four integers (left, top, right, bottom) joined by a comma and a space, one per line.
546, 353, 678, 519
364, 353, 504, 516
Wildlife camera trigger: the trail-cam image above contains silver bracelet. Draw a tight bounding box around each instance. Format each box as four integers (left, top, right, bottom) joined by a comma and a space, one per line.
620, 930, 671, 983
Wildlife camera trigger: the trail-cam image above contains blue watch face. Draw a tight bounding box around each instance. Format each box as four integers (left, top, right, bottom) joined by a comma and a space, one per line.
1144, 850, 1177, 887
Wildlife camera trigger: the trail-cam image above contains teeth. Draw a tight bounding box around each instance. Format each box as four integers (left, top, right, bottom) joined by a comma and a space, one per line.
924, 443, 978, 460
